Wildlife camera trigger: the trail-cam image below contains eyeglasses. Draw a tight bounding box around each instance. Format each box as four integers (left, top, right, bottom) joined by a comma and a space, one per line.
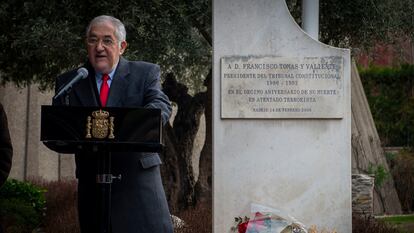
87, 37, 116, 47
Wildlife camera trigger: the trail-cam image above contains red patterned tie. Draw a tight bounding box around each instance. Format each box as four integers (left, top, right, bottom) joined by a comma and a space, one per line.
100, 74, 110, 107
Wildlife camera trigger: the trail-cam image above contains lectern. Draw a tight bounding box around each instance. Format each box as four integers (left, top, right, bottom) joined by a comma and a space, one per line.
40, 105, 163, 233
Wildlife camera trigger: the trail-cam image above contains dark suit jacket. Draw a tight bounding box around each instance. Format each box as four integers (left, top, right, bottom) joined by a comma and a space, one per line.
0, 102, 12, 187
53, 57, 173, 233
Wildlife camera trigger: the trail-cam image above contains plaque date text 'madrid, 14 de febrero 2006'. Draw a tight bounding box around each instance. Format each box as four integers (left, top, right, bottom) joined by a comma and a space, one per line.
221, 56, 344, 119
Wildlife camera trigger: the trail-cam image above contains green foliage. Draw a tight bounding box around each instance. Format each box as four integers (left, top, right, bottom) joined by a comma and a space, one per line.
389, 150, 414, 212
367, 164, 390, 188
0, 0, 87, 89
0, 0, 211, 93
0, 179, 46, 231
360, 65, 414, 147
287, 0, 414, 49
0, 198, 40, 233
2, 0, 413, 93
0, 179, 46, 214
384, 152, 396, 162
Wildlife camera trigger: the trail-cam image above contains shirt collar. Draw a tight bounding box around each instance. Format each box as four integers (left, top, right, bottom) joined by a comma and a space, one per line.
95, 63, 118, 81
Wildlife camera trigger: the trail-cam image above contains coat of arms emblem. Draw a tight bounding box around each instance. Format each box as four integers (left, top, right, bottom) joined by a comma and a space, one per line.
85, 110, 115, 139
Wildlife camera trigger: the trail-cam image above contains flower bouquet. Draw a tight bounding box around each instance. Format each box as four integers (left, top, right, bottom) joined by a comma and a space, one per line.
231, 204, 308, 233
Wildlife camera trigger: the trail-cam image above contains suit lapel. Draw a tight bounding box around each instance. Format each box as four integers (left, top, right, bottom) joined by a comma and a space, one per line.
106, 57, 129, 107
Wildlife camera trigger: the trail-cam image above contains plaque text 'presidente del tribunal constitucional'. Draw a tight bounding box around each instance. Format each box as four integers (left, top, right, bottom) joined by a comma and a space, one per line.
221, 56, 344, 118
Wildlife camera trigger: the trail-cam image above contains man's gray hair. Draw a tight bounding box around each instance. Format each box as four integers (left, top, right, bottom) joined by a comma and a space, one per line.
86, 15, 126, 46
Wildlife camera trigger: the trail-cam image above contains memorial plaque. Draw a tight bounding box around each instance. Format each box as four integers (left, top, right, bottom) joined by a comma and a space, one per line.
221, 56, 344, 118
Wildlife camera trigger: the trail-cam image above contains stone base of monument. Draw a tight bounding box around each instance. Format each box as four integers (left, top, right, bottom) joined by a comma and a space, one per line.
352, 174, 374, 216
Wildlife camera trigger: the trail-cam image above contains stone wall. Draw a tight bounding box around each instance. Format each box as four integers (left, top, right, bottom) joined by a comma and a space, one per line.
352, 174, 374, 215
0, 83, 75, 181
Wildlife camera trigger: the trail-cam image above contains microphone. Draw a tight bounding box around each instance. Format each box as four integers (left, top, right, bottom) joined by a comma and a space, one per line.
53, 67, 89, 100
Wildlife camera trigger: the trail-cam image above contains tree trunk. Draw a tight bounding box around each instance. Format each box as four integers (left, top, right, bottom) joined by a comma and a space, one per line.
195, 70, 212, 205
161, 73, 206, 211
160, 123, 183, 213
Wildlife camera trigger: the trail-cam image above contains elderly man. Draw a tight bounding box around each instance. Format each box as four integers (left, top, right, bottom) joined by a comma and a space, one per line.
53, 15, 173, 233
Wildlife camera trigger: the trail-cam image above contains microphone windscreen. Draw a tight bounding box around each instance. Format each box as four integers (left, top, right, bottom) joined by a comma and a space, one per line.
77, 67, 89, 79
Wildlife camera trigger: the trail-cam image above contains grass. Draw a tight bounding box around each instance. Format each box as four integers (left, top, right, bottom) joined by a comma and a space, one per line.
379, 215, 414, 224
377, 215, 414, 233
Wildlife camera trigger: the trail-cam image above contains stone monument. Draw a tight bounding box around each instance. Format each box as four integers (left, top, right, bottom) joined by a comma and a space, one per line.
213, 0, 351, 232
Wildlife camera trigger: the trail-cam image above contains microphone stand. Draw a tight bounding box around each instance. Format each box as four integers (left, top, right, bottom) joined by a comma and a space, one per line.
64, 89, 71, 106
53, 85, 72, 106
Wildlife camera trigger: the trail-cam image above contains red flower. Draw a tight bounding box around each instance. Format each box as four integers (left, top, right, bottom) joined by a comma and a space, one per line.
238, 221, 248, 233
